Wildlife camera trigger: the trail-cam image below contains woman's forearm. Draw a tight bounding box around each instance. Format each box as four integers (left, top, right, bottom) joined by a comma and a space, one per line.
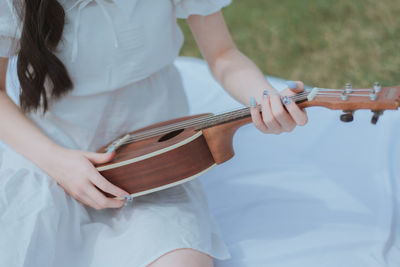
0, 89, 63, 170
0, 58, 128, 208
209, 48, 277, 106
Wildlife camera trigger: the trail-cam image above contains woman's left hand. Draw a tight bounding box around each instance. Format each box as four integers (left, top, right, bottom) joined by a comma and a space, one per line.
249, 81, 308, 134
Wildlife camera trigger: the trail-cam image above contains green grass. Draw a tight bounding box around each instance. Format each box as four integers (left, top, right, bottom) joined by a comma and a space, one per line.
178, 0, 400, 88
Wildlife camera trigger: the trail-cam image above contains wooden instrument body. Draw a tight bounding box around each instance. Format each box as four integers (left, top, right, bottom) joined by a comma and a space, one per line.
96, 114, 249, 198
96, 85, 400, 198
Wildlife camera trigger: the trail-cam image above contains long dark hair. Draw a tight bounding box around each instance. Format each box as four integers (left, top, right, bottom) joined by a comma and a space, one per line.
15, 0, 72, 113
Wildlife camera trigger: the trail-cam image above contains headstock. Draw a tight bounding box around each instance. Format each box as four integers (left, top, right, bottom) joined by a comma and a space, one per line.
293, 82, 400, 124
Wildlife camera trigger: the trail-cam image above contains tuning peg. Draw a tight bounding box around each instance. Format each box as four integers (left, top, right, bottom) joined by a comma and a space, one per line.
345, 82, 353, 93
371, 110, 383, 125
341, 91, 349, 101
374, 82, 382, 93
369, 89, 378, 100
340, 111, 354, 122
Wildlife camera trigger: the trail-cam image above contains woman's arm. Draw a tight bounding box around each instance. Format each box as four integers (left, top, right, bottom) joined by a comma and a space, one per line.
186, 12, 308, 134
0, 57, 128, 209
0, 58, 63, 168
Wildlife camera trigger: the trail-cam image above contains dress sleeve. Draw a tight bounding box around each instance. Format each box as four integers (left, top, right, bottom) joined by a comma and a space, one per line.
0, 0, 21, 58
173, 0, 232, 19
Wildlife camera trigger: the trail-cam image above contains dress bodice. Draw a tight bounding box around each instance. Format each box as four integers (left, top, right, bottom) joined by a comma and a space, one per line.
1, 0, 230, 96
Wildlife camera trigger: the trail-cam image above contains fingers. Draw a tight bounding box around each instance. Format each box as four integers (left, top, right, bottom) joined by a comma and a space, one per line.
82, 151, 115, 164
281, 82, 308, 126
250, 81, 309, 134
269, 94, 296, 132
62, 184, 102, 210
281, 96, 308, 126
261, 92, 281, 134
81, 149, 130, 198
85, 184, 125, 209
250, 98, 271, 134
68, 180, 125, 210
286, 80, 306, 93
89, 172, 130, 198
76, 193, 102, 210
56, 149, 132, 210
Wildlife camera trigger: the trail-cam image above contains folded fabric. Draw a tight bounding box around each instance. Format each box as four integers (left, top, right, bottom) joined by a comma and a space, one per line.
175, 56, 400, 267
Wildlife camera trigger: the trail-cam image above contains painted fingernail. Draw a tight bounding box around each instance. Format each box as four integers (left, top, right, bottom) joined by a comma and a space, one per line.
262, 90, 269, 97
281, 96, 292, 105
106, 146, 115, 154
286, 81, 297, 89
250, 97, 256, 108
123, 195, 133, 202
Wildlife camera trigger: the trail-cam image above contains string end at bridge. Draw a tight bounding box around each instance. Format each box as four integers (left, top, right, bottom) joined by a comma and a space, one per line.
106, 134, 132, 153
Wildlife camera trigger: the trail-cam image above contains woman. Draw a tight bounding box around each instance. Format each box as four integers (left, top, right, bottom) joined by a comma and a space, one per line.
0, 0, 308, 266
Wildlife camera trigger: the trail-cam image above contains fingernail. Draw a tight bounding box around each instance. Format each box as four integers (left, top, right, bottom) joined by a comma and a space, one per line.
106, 146, 115, 154
286, 81, 297, 89
262, 90, 269, 98
123, 195, 133, 202
250, 97, 256, 108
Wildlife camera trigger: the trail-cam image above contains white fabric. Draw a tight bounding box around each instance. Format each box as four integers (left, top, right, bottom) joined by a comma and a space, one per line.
53, 0, 182, 95
1, 59, 231, 267
0, 1, 234, 266
5, 55, 400, 267
176, 57, 400, 267
174, 0, 232, 19
0, 0, 230, 94
0, 0, 20, 57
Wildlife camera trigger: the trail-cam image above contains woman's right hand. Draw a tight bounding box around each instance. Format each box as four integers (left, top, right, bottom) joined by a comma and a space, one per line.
1, 59, 128, 210
43, 147, 130, 210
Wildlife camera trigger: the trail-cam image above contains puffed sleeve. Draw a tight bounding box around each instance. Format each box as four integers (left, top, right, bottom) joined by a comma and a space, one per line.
0, 0, 21, 58
173, 0, 232, 19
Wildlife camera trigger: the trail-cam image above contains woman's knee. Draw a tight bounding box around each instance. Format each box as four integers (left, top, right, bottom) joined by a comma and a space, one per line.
147, 248, 214, 267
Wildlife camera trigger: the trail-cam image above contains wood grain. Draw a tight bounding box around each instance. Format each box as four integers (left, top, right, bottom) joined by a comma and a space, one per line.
203, 117, 252, 164
95, 115, 216, 197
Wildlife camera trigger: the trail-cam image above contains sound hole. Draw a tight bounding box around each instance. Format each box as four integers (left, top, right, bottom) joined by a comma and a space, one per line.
158, 129, 184, 142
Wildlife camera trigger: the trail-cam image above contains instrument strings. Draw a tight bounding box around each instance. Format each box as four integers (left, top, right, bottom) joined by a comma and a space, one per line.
119, 92, 310, 145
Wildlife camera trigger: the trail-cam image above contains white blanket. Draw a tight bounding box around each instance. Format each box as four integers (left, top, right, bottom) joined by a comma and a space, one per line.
175, 57, 400, 267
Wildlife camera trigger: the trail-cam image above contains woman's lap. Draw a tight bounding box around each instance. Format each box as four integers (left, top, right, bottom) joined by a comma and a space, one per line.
0, 142, 228, 266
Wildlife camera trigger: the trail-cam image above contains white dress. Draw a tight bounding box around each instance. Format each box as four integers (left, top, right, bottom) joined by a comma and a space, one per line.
0, 0, 232, 266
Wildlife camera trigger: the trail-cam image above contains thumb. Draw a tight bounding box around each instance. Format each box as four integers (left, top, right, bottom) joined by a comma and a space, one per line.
81, 150, 115, 164
286, 81, 306, 93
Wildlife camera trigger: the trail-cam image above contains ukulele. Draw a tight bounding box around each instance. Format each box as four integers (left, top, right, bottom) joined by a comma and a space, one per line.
95, 83, 400, 199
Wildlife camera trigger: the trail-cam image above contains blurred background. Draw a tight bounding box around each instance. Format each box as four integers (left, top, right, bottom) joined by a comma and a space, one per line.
178, 0, 399, 89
